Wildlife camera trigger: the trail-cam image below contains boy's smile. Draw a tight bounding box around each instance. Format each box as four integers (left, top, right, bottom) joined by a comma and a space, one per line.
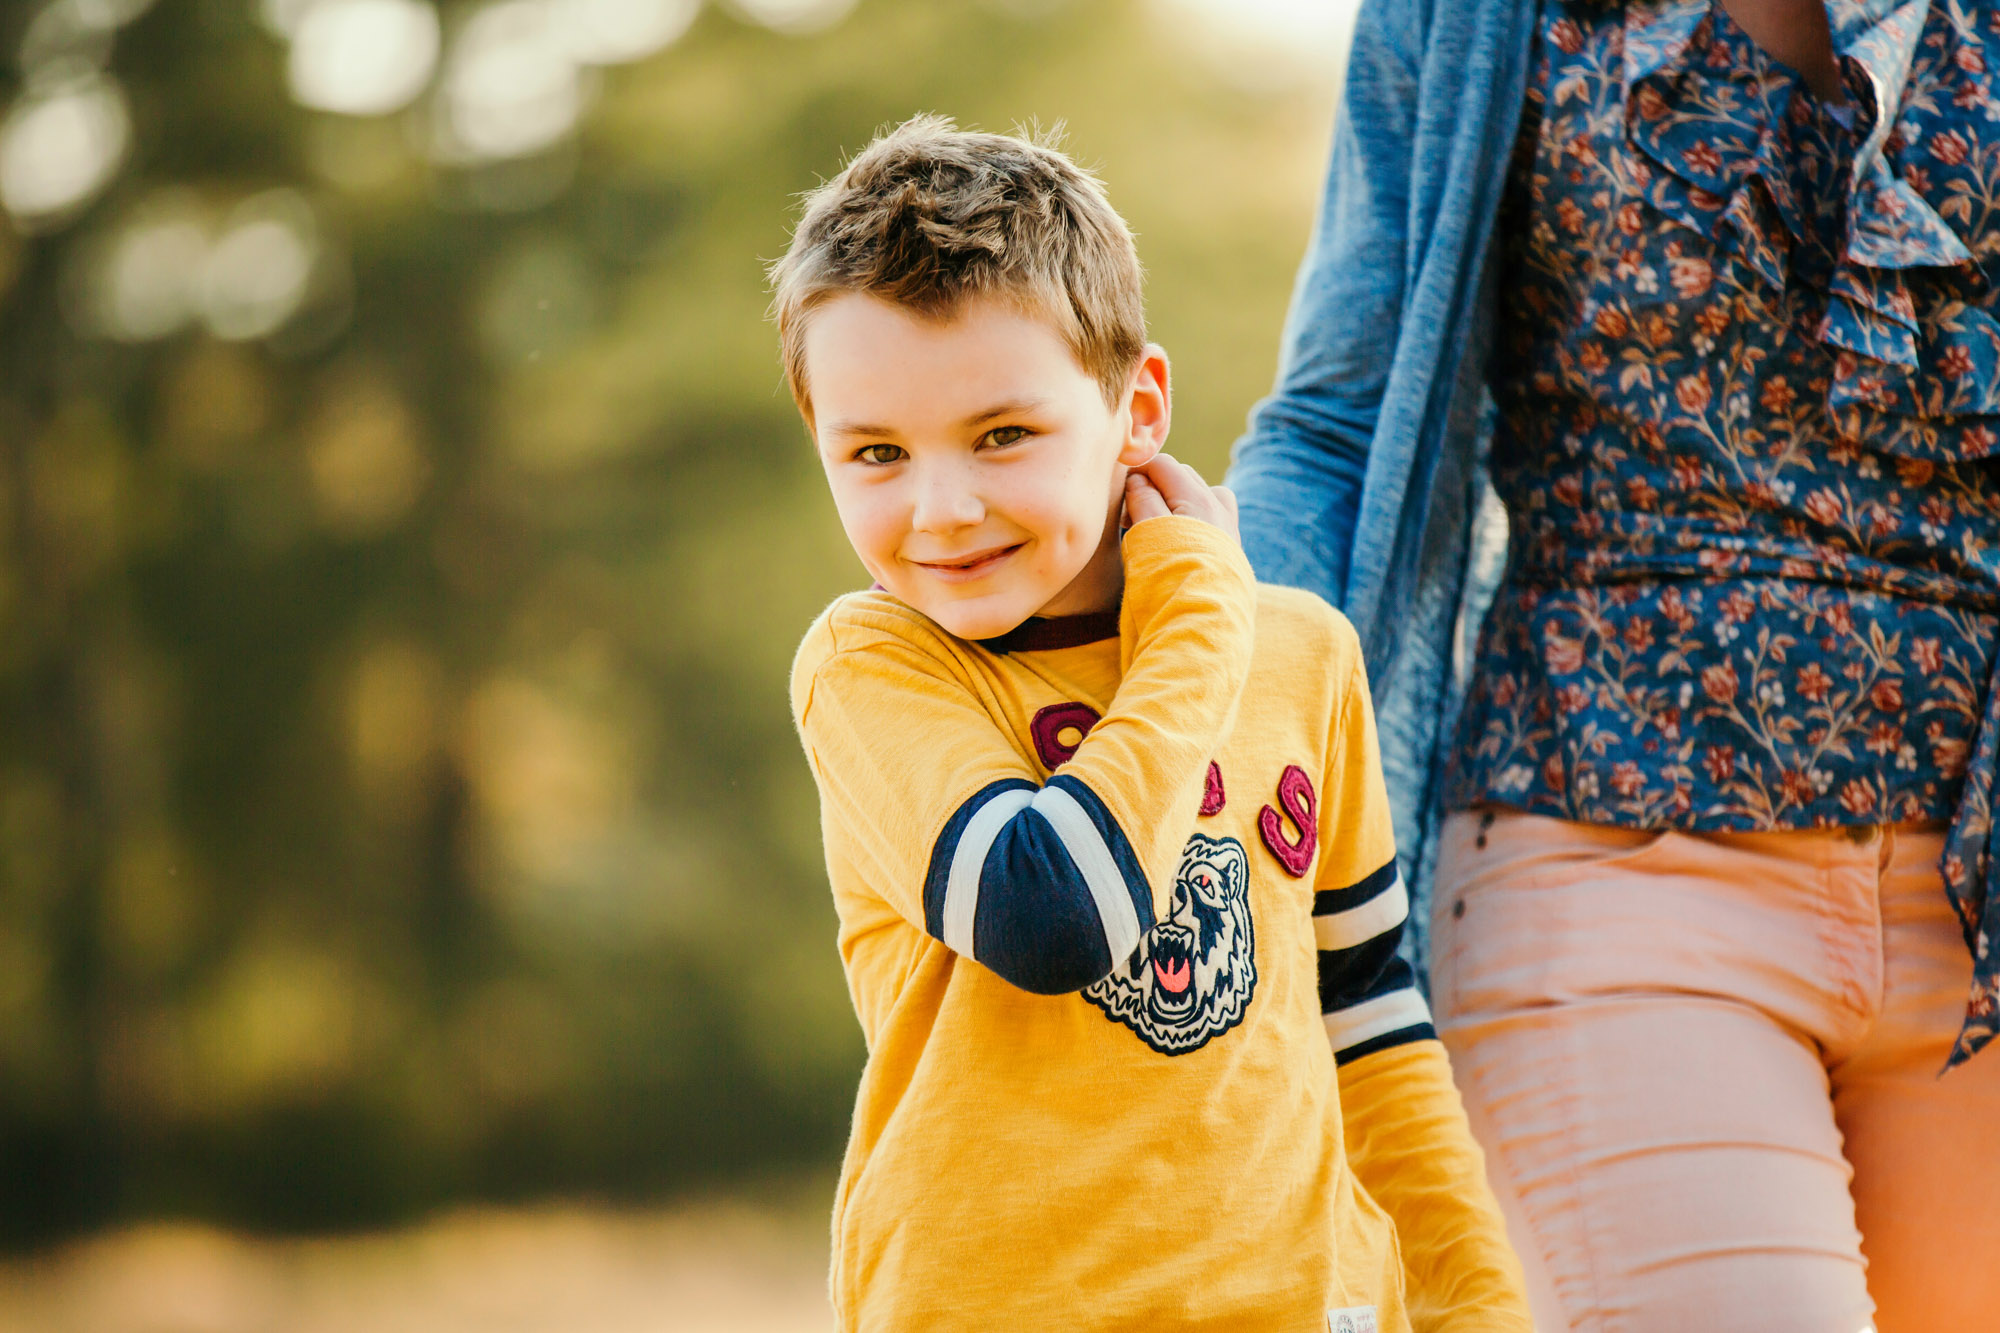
910, 542, 1025, 582
802, 292, 1169, 641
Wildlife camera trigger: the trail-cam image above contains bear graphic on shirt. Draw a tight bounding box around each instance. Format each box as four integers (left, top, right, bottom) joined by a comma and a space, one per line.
1084, 832, 1255, 1054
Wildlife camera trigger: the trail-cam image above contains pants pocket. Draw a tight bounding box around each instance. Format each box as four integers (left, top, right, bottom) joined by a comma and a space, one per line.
1430, 810, 1684, 1022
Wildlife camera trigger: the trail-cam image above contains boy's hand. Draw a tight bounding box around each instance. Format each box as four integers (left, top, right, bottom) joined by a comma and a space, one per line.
1123, 453, 1240, 544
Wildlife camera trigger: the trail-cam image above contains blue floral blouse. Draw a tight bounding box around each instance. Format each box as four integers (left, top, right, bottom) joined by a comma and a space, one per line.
1446, 0, 2000, 1064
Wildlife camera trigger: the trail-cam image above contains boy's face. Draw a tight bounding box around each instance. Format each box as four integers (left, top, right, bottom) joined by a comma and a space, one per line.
803, 292, 1167, 641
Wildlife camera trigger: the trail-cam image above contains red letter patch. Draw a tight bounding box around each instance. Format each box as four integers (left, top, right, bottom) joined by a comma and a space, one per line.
1199, 762, 1226, 815
1030, 702, 1100, 769
1258, 764, 1317, 877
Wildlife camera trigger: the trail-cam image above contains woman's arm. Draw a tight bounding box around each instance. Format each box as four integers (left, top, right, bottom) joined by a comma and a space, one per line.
1227, 0, 1426, 610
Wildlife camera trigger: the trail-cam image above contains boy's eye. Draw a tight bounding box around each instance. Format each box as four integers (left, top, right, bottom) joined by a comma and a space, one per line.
981, 426, 1032, 448
855, 443, 904, 465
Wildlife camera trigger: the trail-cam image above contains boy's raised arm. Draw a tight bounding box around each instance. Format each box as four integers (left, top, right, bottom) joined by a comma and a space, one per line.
1315, 651, 1532, 1332
792, 513, 1254, 995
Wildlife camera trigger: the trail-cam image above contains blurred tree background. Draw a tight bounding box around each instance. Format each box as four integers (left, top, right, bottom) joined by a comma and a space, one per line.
0, 0, 1345, 1245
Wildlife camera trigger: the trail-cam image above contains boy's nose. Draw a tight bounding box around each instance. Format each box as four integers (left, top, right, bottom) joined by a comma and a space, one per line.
909, 465, 984, 533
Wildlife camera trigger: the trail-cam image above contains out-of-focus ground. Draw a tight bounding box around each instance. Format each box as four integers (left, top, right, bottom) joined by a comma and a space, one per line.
0, 1187, 834, 1333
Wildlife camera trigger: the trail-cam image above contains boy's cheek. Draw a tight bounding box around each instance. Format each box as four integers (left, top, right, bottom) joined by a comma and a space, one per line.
828, 491, 894, 566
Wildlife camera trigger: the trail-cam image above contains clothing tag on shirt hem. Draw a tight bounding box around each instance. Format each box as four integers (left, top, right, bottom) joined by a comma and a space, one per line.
1327, 1308, 1378, 1333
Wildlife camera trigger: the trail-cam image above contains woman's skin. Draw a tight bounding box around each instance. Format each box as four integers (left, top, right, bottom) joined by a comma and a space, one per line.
1721, 0, 1843, 99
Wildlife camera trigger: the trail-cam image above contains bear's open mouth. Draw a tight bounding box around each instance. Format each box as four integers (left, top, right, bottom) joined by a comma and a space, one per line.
1149, 927, 1195, 1012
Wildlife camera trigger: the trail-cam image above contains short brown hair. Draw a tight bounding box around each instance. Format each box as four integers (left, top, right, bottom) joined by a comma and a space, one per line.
769, 115, 1146, 419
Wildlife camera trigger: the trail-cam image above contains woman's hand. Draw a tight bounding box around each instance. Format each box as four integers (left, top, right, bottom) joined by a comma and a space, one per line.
1123, 453, 1240, 543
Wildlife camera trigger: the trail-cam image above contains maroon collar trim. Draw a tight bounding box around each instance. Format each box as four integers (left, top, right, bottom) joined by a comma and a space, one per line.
978, 608, 1121, 654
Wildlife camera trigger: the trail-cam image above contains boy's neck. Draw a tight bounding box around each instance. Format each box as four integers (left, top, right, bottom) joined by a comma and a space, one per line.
977, 541, 1123, 651
1026, 526, 1126, 624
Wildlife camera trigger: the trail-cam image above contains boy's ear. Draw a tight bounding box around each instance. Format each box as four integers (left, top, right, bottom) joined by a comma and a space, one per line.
1116, 344, 1170, 467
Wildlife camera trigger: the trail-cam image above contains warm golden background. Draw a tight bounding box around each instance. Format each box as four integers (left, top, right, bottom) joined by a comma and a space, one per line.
0, 0, 1348, 1324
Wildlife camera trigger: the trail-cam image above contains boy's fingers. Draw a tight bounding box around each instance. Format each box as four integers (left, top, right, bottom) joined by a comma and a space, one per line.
1131, 468, 1190, 520
1213, 484, 1241, 540
1129, 456, 1238, 540
1123, 473, 1168, 523
1143, 456, 1208, 513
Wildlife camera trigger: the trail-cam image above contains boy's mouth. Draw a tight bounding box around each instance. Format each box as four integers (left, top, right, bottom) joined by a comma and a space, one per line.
911, 543, 1023, 582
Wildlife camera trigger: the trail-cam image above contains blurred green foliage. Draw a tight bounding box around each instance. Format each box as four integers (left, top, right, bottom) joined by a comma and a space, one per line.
0, 0, 1336, 1241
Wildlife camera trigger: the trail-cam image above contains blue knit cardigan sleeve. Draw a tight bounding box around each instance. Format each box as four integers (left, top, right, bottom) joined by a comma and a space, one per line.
1226, 0, 1536, 971
1229, 0, 1427, 615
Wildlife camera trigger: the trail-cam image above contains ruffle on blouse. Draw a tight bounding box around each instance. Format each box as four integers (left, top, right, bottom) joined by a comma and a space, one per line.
1622, 0, 2000, 455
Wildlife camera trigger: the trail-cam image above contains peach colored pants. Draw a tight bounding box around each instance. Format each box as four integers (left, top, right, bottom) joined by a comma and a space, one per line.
1429, 810, 2000, 1333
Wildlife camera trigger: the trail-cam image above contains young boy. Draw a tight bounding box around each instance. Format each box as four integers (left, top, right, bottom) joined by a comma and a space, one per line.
775, 116, 1529, 1332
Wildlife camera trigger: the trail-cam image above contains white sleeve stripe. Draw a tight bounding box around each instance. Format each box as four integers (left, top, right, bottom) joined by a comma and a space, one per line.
1030, 784, 1144, 967
942, 788, 1032, 956
1313, 876, 1409, 951
1322, 988, 1434, 1053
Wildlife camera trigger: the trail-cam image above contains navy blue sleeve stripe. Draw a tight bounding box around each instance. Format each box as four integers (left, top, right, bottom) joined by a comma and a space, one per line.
916, 773, 1156, 996
922, 778, 1036, 941
1333, 1024, 1439, 1067
1356, 952, 1419, 1003
1313, 856, 1400, 916
1318, 933, 1407, 1014
973, 804, 1113, 994
1045, 774, 1157, 939
1317, 860, 1431, 1060
1322, 966, 1434, 1058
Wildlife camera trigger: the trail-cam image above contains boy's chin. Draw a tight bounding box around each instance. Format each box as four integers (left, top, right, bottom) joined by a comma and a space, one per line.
904, 590, 1040, 643
925, 604, 1032, 642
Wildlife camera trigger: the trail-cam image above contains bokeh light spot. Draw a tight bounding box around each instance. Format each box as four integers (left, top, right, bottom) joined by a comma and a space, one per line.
190, 943, 377, 1112
1152, 0, 1360, 88
727, 0, 855, 35
303, 364, 431, 536
79, 189, 209, 341
258, 0, 317, 37
71, 0, 158, 25
288, 0, 441, 116
20, 0, 115, 74
460, 673, 636, 887
198, 191, 319, 340
0, 72, 130, 229
19, 0, 157, 74
159, 343, 273, 470
437, 0, 586, 162
555, 0, 699, 65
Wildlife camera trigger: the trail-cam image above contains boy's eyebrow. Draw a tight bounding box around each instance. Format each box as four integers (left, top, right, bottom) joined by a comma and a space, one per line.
961, 398, 1050, 428
821, 398, 1053, 440
821, 419, 899, 440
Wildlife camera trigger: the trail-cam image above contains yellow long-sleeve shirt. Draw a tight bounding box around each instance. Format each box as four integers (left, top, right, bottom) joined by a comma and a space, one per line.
791, 516, 1528, 1332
